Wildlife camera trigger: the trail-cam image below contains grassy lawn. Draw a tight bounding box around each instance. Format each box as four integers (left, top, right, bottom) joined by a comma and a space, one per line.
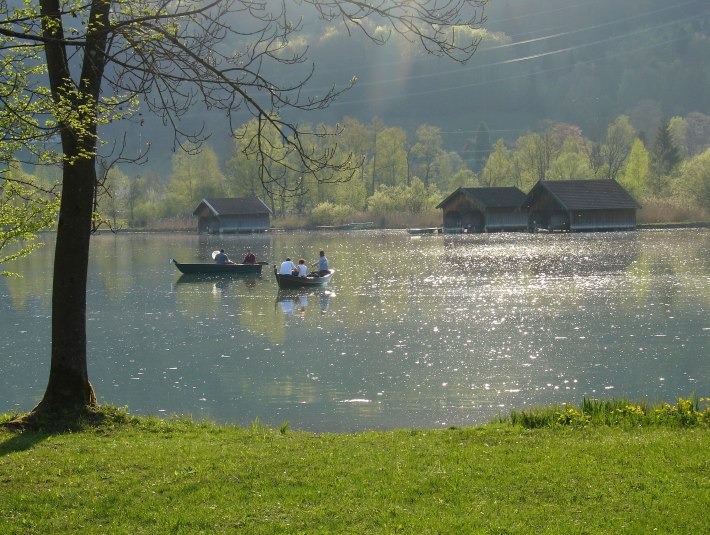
1, 401, 708, 534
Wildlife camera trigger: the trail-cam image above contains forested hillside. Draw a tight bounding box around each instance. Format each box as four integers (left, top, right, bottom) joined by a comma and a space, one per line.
14, 0, 709, 227
120, 0, 708, 173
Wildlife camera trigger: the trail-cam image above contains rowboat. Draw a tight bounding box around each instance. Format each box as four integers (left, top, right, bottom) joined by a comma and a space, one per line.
273, 265, 335, 289
171, 259, 266, 275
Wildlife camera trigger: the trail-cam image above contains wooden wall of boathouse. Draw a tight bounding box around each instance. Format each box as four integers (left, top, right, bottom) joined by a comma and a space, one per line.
193, 197, 272, 234
437, 187, 528, 233
523, 179, 641, 232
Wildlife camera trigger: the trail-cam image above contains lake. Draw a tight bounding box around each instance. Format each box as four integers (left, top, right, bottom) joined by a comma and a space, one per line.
1, 229, 708, 432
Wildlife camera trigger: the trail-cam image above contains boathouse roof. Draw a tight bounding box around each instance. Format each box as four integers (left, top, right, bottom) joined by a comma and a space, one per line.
436, 187, 527, 209
523, 179, 641, 210
193, 197, 272, 217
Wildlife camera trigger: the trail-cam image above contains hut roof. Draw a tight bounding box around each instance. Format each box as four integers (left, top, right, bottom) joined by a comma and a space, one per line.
193, 197, 272, 216
436, 187, 527, 209
524, 179, 641, 210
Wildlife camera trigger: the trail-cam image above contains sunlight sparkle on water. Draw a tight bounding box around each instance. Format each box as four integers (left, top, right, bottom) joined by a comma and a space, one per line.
1, 230, 708, 431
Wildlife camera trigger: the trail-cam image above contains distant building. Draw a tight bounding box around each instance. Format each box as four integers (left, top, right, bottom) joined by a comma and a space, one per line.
436, 187, 528, 232
193, 197, 272, 234
522, 179, 641, 232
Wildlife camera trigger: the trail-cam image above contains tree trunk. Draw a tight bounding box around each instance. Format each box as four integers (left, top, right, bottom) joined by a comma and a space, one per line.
33, 157, 97, 415
30, 0, 110, 418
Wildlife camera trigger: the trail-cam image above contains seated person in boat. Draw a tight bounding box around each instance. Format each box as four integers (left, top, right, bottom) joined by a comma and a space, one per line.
311, 250, 329, 276
243, 250, 256, 264
297, 258, 308, 277
215, 249, 234, 264
279, 257, 298, 275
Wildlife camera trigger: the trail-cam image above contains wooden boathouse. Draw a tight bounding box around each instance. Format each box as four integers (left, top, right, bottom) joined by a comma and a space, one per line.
522, 179, 641, 232
436, 187, 528, 233
193, 197, 272, 234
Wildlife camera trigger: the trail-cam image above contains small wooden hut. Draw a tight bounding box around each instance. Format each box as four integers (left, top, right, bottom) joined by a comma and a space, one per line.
193, 197, 272, 234
436, 187, 528, 232
522, 179, 641, 232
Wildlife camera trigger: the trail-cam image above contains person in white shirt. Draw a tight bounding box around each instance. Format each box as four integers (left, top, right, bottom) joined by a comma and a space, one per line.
297, 258, 308, 277
279, 257, 297, 275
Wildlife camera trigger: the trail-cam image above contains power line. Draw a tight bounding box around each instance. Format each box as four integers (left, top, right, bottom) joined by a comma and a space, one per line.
306, 0, 705, 92
326, 12, 707, 107
485, 0, 697, 50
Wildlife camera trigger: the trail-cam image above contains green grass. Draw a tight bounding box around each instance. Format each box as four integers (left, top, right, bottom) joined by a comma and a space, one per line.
1, 398, 708, 534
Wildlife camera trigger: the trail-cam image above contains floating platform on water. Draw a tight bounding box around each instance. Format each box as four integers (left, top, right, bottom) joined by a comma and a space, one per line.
315, 222, 375, 231
406, 227, 442, 235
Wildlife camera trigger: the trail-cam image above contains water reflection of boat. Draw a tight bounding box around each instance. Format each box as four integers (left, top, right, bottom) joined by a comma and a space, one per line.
273, 266, 335, 289
171, 259, 266, 275
279, 295, 296, 315
319, 291, 330, 313
175, 272, 260, 284
276, 289, 332, 314
174, 273, 260, 292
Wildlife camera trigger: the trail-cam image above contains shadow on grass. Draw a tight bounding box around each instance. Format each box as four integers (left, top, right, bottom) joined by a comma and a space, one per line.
0, 404, 133, 456
0, 430, 48, 456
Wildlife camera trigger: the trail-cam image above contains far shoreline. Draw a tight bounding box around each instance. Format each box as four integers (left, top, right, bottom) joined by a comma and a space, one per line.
74, 220, 710, 234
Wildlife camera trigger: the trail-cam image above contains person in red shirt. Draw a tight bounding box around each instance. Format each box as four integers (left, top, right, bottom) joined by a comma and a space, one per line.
243, 250, 256, 264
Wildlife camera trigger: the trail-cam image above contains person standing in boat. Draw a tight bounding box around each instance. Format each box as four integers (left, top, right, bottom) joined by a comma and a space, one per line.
214, 249, 234, 264
243, 250, 256, 264
297, 258, 308, 277
312, 250, 329, 276
279, 257, 297, 275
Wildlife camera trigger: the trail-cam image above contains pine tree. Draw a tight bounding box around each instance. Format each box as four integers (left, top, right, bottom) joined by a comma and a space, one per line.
649, 118, 681, 195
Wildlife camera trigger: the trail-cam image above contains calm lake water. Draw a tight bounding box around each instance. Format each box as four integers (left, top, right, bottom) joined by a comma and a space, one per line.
2, 229, 708, 431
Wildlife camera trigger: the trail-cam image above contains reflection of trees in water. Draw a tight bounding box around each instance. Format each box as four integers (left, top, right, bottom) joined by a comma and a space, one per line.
625, 230, 710, 309
6, 230, 709, 428
440, 230, 710, 313
174, 274, 261, 307
4, 241, 53, 312
172, 274, 292, 344
442, 232, 642, 278
174, 273, 291, 344
7, 229, 710, 338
